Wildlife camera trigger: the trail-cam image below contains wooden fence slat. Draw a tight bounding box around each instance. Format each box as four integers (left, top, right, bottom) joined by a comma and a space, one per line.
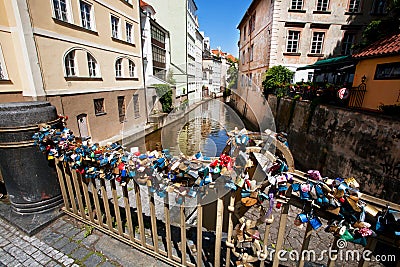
100, 179, 114, 231
260, 217, 272, 267
297, 223, 313, 267
64, 165, 78, 215
358, 238, 377, 267
327, 236, 339, 267
89, 180, 103, 225
214, 197, 224, 267
164, 193, 173, 259
180, 204, 187, 265
71, 169, 86, 219
134, 183, 146, 246
148, 189, 159, 253
225, 193, 235, 267
80, 175, 94, 222
55, 160, 71, 211
110, 179, 124, 235
272, 202, 290, 267
197, 200, 203, 267
122, 185, 135, 242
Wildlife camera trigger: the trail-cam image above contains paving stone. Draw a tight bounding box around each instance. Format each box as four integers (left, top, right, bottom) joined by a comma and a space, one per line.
81, 233, 99, 247
45, 260, 61, 267
84, 253, 104, 266
37, 254, 51, 265
71, 230, 86, 242
22, 257, 37, 267
53, 251, 65, 260
0, 254, 15, 265
63, 257, 75, 266
41, 231, 64, 245
98, 260, 120, 267
59, 242, 79, 255
53, 237, 70, 250
64, 228, 81, 239
70, 246, 91, 261
23, 245, 38, 255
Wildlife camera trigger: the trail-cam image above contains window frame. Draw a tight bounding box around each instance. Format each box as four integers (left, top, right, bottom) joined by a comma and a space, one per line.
79, 1, 95, 31
111, 14, 120, 39
348, 0, 361, 13
87, 53, 97, 77
316, 0, 330, 11
286, 30, 301, 53
117, 96, 126, 123
0, 45, 9, 80
371, 0, 387, 14
65, 50, 76, 77
126, 22, 133, 44
133, 94, 140, 119
341, 32, 355, 55
310, 32, 325, 54
115, 58, 122, 77
52, 0, 71, 22
374, 62, 400, 80
291, 0, 303, 10
128, 60, 135, 77
94, 98, 106, 115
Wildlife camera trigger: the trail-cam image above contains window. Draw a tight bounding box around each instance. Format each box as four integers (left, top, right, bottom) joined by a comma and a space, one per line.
111, 15, 120, 38
151, 26, 166, 43
310, 32, 325, 54
286, 31, 300, 53
118, 96, 125, 122
316, 0, 329, 11
94, 98, 105, 115
291, 0, 303, 10
80, 1, 92, 30
307, 72, 314, 82
348, 0, 361, 12
250, 44, 254, 61
374, 62, 400, 80
341, 32, 355, 55
133, 94, 140, 118
87, 53, 97, 77
65, 50, 75, 77
248, 73, 252, 86
115, 58, 122, 77
249, 13, 256, 34
242, 51, 246, 64
128, 60, 135, 77
53, 0, 68, 21
152, 46, 166, 64
126, 23, 133, 43
243, 26, 247, 40
0, 62, 4, 80
371, 0, 387, 14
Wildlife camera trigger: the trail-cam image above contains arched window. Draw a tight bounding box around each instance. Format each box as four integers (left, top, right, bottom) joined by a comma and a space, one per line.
128, 60, 135, 77
64, 48, 100, 78
65, 50, 76, 77
87, 53, 97, 77
115, 58, 122, 77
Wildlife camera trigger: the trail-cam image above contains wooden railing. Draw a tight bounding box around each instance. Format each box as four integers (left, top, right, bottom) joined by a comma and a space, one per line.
54, 144, 399, 267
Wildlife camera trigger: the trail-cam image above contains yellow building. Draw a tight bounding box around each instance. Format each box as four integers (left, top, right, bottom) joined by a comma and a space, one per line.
0, 0, 145, 143
352, 33, 400, 110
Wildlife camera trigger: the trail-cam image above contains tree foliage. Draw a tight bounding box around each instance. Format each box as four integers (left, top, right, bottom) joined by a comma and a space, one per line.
227, 63, 238, 89
262, 65, 293, 97
154, 84, 173, 113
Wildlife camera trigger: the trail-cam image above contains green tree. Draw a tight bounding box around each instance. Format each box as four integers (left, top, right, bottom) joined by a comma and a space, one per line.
262, 65, 293, 98
154, 84, 173, 113
227, 64, 238, 89
166, 69, 176, 85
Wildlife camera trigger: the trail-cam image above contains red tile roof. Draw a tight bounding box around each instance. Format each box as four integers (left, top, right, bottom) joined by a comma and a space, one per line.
139, 0, 149, 7
353, 33, 400, 58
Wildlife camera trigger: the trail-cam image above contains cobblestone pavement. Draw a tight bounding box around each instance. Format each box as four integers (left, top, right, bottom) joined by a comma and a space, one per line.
0, 215, 171, 267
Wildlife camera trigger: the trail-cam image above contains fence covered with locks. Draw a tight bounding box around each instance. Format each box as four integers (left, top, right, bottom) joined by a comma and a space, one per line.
33, 118, 400, 267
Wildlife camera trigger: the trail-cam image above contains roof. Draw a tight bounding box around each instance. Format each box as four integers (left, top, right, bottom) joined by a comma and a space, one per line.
140, 0, 155, 13
297, 56, 355, 71
353, 33, 400, 58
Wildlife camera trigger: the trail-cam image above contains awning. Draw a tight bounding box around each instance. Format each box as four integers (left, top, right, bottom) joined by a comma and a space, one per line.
297, 56, 356, 71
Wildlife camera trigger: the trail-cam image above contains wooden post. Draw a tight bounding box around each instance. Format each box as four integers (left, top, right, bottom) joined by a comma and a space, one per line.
358, 238, 377, 267
260, 218, 272, 267
272, 202, 290, 267
89, 180, 103, 226
71, 168, 86, 219
180, 204, 187, 265
297, 223, 313, 267
196, 199, 203, 267
164, 193, 173, 259
64, 165, 78, 214
214, 197, 224, 267
100, 179, 113, 231
122, 185, 136, 242
54, 160, 70, 211
134, 182, 146, 246
80, 175, 94, 222
225, 193, 235, 267
110, 179, 124, 235
327, 236, 339, 267
148, 188, 159, 253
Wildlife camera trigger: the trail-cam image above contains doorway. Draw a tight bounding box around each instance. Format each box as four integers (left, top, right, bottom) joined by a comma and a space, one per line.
77, 114, 90, 138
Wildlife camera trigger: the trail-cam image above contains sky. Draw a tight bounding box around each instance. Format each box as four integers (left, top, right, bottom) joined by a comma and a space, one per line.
195, 0, 252, 58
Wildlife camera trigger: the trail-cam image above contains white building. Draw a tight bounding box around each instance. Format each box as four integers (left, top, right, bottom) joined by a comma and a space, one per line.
144, 0, 203, 105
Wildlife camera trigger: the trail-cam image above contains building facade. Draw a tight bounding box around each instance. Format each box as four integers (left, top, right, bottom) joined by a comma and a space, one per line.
0, 0, 145, 143
238, 0, 384, 87
202, 47, 222, 96
143, 0, 203, 105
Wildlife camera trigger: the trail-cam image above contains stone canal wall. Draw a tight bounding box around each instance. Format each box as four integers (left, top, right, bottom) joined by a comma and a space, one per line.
230, 93, 400, 203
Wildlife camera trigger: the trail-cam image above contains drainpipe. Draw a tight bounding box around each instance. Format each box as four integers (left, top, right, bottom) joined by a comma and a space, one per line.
140, 10, 148, 123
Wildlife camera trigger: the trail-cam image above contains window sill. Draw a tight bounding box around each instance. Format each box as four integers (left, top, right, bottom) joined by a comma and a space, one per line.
307, 53, 324, 57
65, 77, 103, 81
53, 18, 98, 35
288, 9, 306, 13
95, 112, 107, 117
111, 37, 136, 47
345, 11, 363, 15
313, 10, 331, 14
116, 77, 139, 81
0, 79, 12, 84
283, 52, 301, 56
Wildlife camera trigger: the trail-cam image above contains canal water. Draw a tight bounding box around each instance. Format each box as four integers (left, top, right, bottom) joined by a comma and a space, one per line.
124, 99, 252, 157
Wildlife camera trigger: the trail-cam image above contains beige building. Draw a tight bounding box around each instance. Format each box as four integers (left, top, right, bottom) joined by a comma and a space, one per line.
238, 0, 384, 87
0, 0, 145, 143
